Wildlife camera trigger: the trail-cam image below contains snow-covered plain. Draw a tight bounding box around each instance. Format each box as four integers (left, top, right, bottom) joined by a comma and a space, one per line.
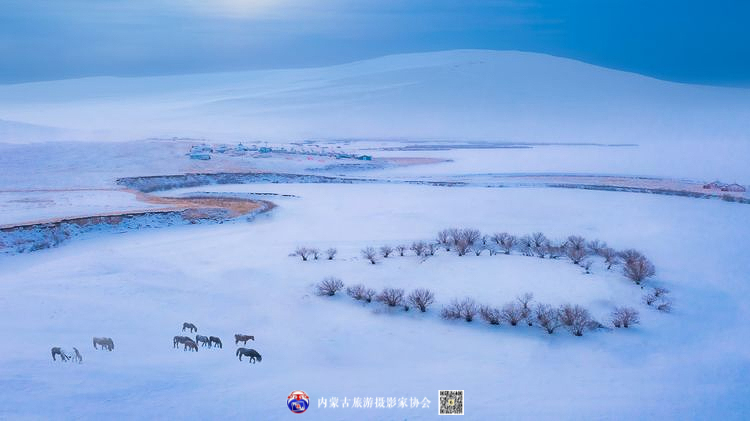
1, 182, 748, 419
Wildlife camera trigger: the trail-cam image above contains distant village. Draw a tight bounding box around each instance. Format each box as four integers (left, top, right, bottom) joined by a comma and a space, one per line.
187, 142, 372, 162
702, 180, 746, 193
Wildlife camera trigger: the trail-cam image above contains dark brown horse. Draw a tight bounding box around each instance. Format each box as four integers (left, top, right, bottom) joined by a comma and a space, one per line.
236, 348, 262, 363
182, 322, 197, 333
93, 337, 114, 351
183, 339, 198, 352
51, 347, 70, 362
234, 334, 254, 345
173, 335, 191, 348
195, 335, 211, 347
209, 336, 222, 348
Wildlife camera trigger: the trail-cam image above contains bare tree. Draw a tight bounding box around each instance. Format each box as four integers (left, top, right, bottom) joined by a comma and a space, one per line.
326, 248, 338, 260
534, 303, 563, 334
497, 233, 517, 255
311, 248, 321, 260
380, 245, 394, 258
472, 244, 486, 256
518, 235, 533, 256
395, 244, 407, 257
410, 241, 427, 256
294, 246, 313, 261
407, 288, 435, 312
558, 304, 594, 336
441, 298, 478, 322
376, 288, 405, 307
501, 302, 524, 326
546, 242, 564, 259
531, 232, 549, 258
316, 277, 344, 296
455, 239, 471, 256
425, 243, 437, 256
586, 239, 606, 255
619, 249, 644, 265
565, 235, 588, 264
516, 293, 534, 325
600, 247, 619, 270
361, 246, 378, 264
479, 305, 502, 325
623, 256, 656, 285
611, 307, 640, 328
437, 229, 453, 251
455, 228, 482, 246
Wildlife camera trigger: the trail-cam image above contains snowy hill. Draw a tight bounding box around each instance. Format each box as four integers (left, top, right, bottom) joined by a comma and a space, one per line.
0, 50, 748, 145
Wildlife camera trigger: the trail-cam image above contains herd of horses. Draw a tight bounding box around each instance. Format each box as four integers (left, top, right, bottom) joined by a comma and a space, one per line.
51, 324, 262, 365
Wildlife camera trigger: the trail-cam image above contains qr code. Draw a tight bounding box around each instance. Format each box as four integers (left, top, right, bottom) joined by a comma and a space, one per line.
439, 390, 464, 415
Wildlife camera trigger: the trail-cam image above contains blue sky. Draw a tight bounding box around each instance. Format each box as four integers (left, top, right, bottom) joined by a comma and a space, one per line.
1, 0, 748, 86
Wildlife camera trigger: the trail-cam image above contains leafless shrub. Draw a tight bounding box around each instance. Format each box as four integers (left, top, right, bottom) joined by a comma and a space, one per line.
501, 302, 524, 326
479, 305, 502, 325
559, 304, 594, 336
346, 284, 367, 301
472, 244, 486, 256
425, 243, 437, 256
517, 293, 534, 325
643, 292, 658, 306
600, 247, 619, 270
376, 288, 405, 307
653, 287, 670, 297
582, 260, 592, 274
531, 232, 549, 258
407, 288, 435, 312
316, 277, 344, 296
455, 228, 482, 246
410, 241, 427, 256
363, 288, 376, 303
518, 235, 533, 256
396, 244, 407, 256
380, 245, 394, 258
656, 300, 673, 313
623, 255, 655, 285
611, 307, 640, 328
311, 248, 321, 260
361, 246, 378, 264
441, 298, 478, 322
294, 246, 313, 261
326, 248, 338, 260
534, 303, 563, 334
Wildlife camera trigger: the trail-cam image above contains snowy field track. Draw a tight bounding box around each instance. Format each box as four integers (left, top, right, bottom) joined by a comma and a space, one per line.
0, 183, 748, 419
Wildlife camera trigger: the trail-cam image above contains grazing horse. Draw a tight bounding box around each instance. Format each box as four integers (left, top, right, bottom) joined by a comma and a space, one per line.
93, 337, 114, 351
183, 339, 198, 352
51, 347, 70, 362
234, 334, 254, 345
209, 336, 222, 348
173, 335, 192, 348
182, 323, 197, 333
72, 347, 83, 364
236, 348, 262, 363
195, 335, 211, 348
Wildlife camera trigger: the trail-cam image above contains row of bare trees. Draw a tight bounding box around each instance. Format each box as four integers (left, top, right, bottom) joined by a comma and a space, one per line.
440, 293, 608, 336
316, 278, 645, 337
293, 246, 338, 261
315, 278, 437, 312
349, 228, 657, 285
